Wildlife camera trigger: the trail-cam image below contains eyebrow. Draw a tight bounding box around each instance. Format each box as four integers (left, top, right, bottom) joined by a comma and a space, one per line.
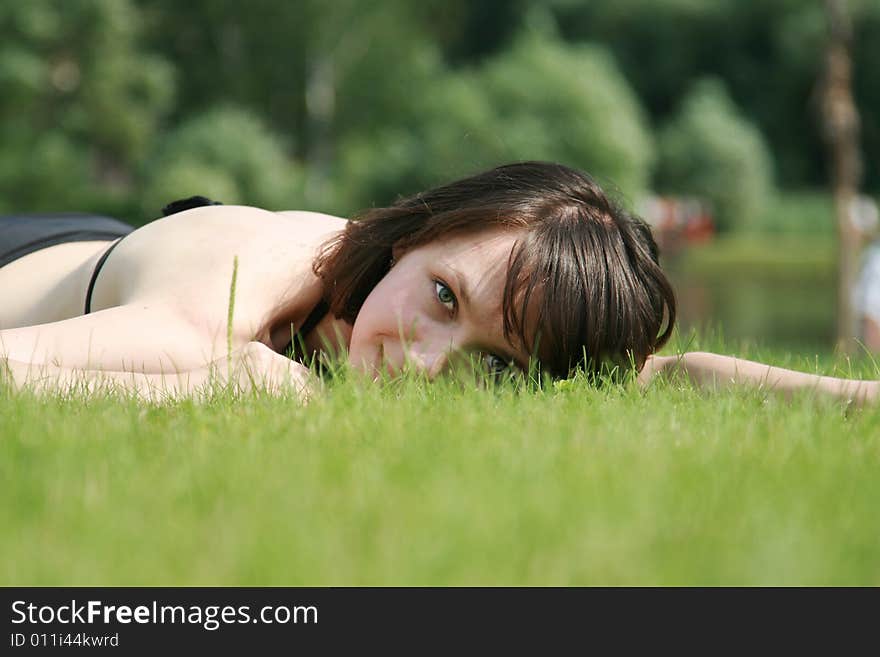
451, 267, 528, 372
452, 266, 472, 309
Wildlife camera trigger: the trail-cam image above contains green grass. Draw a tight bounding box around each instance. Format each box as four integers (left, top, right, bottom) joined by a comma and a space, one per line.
3, 336, 880, 586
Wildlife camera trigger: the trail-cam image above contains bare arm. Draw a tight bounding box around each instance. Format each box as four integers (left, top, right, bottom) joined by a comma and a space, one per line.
639, 352, 879, 406
2, 357, 210, 403
0, 303, 225, 373
0, 301, 315, 403
2, 341, 316, 404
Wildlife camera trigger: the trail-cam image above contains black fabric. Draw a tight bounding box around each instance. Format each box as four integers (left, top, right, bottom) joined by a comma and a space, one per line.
1, 198, 223, 316
161, 195, 223, 217
83, 237, 126, 314
283, 298, 330, 363
2, 199, 330, 364
85, 196, 224, 314
0, 213, 134, 271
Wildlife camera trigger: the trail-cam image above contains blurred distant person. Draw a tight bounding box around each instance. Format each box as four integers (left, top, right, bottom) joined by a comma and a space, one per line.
851, 196, 880, 352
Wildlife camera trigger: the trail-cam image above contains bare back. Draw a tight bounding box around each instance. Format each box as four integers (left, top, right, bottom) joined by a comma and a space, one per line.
0, 207, 348, 372
0, 240, 113, 327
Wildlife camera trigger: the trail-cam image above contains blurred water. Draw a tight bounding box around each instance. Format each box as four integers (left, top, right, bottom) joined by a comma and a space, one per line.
666, 268, 836, 353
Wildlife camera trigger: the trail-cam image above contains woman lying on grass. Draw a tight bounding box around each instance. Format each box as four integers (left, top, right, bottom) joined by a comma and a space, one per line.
0, 161, 877, 404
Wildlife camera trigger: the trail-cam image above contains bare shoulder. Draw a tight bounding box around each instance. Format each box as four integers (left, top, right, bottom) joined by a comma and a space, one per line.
93, 206, 347, 342
274, 210, 349, 226
111, 207, 346, 265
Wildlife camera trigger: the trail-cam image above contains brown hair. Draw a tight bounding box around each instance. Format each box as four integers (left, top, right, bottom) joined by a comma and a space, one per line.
312, 161, 675, 380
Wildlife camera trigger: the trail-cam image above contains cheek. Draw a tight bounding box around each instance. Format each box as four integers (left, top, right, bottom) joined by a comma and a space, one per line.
347, 309, 380, 373
348, 278, 407, 360
351, 276, 430, 351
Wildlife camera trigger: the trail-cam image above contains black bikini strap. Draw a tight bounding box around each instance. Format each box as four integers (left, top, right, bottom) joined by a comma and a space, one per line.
282, 298, 330, 359
83, 197, 222, 315
83, 237, 125, 314
299, 298, 330, 337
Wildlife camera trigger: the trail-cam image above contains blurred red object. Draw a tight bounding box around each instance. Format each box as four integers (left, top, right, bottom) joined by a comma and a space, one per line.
639, 195, 715, 255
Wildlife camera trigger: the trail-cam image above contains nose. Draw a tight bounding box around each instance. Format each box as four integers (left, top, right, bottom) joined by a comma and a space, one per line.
385, 316, 456, 380
401, 341, 451, 380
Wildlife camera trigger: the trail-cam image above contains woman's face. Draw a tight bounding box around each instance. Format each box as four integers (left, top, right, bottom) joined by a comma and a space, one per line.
347, 227, 533, 381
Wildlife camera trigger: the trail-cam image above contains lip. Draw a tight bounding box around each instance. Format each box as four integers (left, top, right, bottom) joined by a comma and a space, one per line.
376, 342, 401, 380
385, 351, 398, 377
370, 342, 385, 382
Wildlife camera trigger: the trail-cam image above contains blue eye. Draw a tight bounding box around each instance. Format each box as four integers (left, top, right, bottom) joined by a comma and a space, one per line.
484, 353, 510, 375
434, 279, 512, 376
435, 280, 456, 310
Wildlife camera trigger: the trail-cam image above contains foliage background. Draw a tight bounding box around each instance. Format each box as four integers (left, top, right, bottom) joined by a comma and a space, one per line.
3, 0, 878, 220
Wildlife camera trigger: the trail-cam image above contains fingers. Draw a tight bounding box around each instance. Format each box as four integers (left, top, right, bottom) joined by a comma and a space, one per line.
636, 354, 671, 389
236, 341, 318, 402
635, 355, 657, 388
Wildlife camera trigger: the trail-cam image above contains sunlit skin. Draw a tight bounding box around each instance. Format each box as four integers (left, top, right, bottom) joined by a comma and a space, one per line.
314, 227, 533, 381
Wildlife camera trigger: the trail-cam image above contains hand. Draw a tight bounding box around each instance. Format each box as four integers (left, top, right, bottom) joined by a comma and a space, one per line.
842, 379, 880, 407
636, 354, 675, 389
206, 341, 319, 402
637, 351, 880, 407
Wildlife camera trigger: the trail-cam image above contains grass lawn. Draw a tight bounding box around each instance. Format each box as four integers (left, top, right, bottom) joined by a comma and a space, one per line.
3, 338, 880, 586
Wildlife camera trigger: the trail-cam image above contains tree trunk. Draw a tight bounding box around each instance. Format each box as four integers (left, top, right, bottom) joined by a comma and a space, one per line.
819, 0, 862, 354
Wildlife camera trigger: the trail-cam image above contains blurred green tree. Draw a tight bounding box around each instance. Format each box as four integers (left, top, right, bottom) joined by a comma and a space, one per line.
481, 22, 654, 198
139, 107, 305, 220
6, 0, 876, 218
656, 78, 774, 231
852, 1, 880, 190
0, 0, 173, 215
138, 0, 472, 212
547, 0, 832, 189
337, 18, 654, 211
